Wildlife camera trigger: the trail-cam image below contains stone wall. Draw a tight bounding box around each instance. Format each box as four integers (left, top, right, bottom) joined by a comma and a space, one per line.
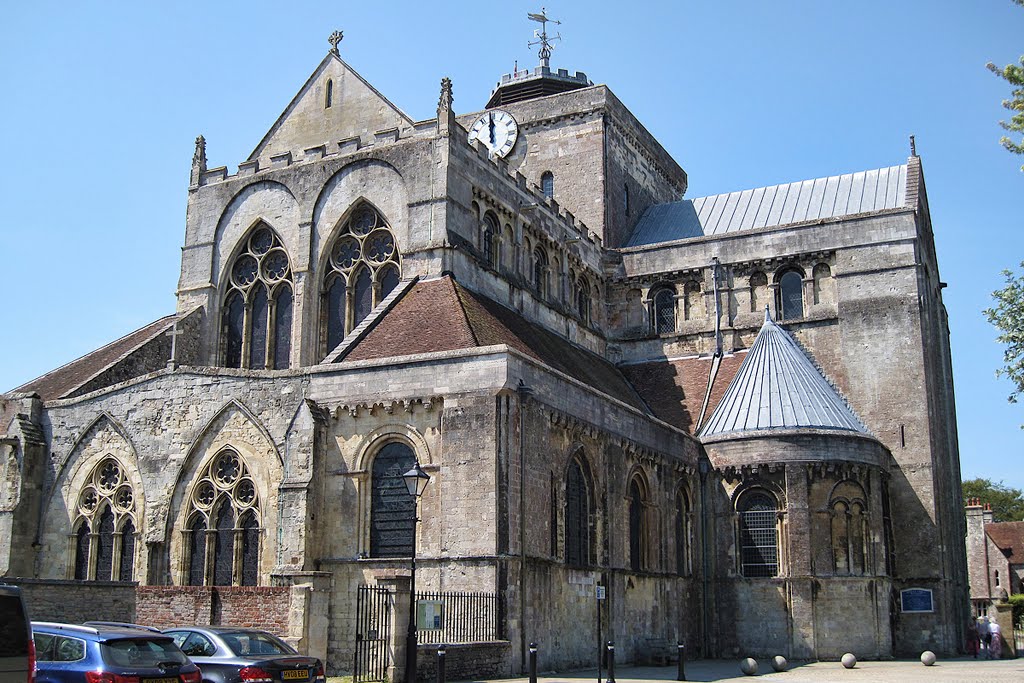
415, 642, 511, 682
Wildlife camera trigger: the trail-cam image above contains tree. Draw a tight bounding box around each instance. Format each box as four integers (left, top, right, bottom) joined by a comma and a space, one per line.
986, 0, 1024, 170
963, 478, 1024, 521
984, 263, 1024, 406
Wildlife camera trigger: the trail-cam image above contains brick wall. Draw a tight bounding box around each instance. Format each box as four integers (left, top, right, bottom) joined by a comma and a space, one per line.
136, 586, 290, 634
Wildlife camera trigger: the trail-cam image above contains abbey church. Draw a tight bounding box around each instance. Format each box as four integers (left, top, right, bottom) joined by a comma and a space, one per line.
1, 19, 967, 677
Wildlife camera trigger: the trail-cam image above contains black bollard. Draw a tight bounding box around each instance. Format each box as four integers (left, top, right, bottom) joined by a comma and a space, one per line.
606, 642, 615, 683
529, 642, 538, 683
436, 645, 446, 683
677, 642, 685, 681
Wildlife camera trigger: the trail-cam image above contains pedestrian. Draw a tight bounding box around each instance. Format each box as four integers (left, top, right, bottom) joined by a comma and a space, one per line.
990, 619, 1003, 659
967, 618, 979, 658
978, 616, 991, 659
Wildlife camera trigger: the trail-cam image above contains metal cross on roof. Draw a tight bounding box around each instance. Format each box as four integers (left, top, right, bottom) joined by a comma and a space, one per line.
527, 8, 561, 68
328, 30, 343, 55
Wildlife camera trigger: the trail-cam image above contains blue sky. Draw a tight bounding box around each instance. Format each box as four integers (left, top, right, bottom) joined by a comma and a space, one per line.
1, 1, 1022, 488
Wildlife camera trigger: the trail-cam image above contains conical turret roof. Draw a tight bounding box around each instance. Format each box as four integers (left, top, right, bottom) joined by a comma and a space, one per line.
699, 310, 868, 439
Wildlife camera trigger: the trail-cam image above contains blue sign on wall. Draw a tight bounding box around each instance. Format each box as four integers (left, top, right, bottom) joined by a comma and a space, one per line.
900, 588, 934, 613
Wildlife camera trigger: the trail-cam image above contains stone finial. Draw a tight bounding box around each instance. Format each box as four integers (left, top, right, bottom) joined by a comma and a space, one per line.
910, 134, 917, 157
193, 135, 207, 171
328, 30, 343, 55
438, 77, 454, 112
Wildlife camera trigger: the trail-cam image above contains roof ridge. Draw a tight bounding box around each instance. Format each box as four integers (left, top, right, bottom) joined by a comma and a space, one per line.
448, 277, 483, 348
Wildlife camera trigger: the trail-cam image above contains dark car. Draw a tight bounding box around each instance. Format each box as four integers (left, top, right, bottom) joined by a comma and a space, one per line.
32, 622, 200, 683
0, 585, 34, 683
163, 628, 324, 683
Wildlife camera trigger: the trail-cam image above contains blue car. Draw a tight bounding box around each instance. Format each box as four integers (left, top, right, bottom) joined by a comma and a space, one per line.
32, 623, 201, 683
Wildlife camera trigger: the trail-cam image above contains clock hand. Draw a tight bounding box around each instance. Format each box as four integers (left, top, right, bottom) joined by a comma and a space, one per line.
488, 113, 496, 146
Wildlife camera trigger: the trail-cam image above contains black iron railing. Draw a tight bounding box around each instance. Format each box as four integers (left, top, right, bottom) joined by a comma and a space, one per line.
415, 590, 502, 644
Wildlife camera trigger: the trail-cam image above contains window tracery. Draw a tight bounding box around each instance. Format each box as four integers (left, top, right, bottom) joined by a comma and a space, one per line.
323, 204, 401, 354
183, 448, 261, 586
223, 224, 293, 370
71, 456, 137, 581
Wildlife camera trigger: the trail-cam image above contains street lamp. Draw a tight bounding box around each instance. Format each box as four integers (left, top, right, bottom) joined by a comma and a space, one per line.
403, 461, 430, 683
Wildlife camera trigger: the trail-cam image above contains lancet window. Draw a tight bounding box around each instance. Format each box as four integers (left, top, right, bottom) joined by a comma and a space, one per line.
70, 457, 137, 582
369, 442, 417, 558
532, 247, 549, 298
628, 476, 647, 571
482, 212, 500, 269
183, 448, 262, 586
565, 453, 594, 568
541, 171, 554, 199
222, 224, 293, 370
323, 204, 401, 354
738, 490, 779, 577
676, 488, 692, 576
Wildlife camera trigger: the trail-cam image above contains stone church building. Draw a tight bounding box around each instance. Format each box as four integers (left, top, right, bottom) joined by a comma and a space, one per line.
1, 26, 967, 677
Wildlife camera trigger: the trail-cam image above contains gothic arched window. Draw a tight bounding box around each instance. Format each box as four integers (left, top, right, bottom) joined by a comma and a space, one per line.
628, 477, 646, 572
483, 212, 500, 268
184, 448, 262, 586
370, 443, 417, 558
222, 224, 293, 370
322, 204, 401, 354
776, 270, 804, 321
541, 171, 554, 199
575, 276, 591, 324
653, 288, 676, 335
676, 489, 691, 576
70, 456, 138, 581
565, 454, 593, 568
532, 247, 549, 298
738, 491, 779, 577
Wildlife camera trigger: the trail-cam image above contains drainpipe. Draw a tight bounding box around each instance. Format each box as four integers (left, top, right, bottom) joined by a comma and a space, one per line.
712, 257, 722, 357
699, 458, 711, 657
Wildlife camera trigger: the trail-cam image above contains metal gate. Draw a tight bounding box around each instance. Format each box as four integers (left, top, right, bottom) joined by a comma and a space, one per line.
354, 585, 393, 682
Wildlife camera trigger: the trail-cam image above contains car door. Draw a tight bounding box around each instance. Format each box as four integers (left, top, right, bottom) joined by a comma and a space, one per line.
165, 632, 234, 683
0, 588, 31, 683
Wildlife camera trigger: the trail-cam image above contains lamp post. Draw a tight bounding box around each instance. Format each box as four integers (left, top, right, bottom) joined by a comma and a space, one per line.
403, 461, 430, 683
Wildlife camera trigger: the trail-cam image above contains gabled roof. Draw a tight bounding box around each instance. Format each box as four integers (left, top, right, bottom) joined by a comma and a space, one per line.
627, 163, 910, 247
10, 315, 176, 400
699, 311, 868, 439
341, 276, 649, 412
986, 521, 1024, 562
248, 51, 415, 163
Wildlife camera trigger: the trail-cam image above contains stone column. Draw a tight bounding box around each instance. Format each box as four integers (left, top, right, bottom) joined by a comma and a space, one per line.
378, 575, 412, 683
785, 464, 815, 659
271, 571, 332, 662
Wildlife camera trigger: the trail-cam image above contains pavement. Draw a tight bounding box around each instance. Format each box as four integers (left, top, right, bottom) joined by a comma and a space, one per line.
454, 657, 1024, 683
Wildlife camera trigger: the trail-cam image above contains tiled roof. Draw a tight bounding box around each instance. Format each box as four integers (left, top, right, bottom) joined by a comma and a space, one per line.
620, 352, 746, 435
986, 521, 1024, 561
627, 164, 909, 247
699, 311, 868, 439
11, 315, 177, 400
342, 276, 648, 412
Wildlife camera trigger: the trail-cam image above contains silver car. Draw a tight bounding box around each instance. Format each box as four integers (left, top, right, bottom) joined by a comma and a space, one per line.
163, 627, 324, 683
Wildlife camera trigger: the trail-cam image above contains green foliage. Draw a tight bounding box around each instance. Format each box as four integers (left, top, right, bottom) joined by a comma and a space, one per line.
987, 0, 1024, 170
1010, 594, 1024, 626
963, 478, 1024, 521
984, 263, 1024, 406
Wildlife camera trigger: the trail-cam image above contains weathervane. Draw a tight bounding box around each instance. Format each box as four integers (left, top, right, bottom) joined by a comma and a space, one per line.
527, 8, 561, 69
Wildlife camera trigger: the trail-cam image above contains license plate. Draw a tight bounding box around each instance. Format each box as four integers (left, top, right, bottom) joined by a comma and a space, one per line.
281, 671, 309, 681
145, 678, 178, 683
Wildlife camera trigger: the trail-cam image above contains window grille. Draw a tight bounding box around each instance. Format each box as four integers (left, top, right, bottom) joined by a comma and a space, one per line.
777, 270, 803, 320
370, 443, 417, 558
739, 493, 778, 577
654, 289, 675, 334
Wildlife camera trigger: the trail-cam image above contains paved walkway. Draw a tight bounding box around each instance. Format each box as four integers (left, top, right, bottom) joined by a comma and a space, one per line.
459, 657, 1024, 683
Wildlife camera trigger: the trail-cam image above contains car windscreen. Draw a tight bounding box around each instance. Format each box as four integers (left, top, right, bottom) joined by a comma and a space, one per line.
0, 595, 29, 656
101, 638, 189, 667
220, 633, 294, 656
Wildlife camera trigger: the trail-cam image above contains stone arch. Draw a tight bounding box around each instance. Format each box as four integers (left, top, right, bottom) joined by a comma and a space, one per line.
828, 479, 868, 575
212, 180, 301, 288
813, 262, 835, 305
167, 400, 282, 586
774, 266, 806, 321
41, 413, 145, 581
625, 465, 651, 571
674, 482, 694, 576
563, 446, 596, 568
734, 486, 782, 578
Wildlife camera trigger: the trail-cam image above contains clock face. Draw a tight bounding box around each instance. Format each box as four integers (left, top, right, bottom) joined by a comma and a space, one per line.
468, 110, 519, 158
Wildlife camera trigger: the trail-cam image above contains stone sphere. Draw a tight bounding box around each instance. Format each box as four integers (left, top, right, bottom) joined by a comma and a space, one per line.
841, 653, 857, 669
740, 657, 758, 675
921, 650, 936, 666
771, 655, 788, 672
